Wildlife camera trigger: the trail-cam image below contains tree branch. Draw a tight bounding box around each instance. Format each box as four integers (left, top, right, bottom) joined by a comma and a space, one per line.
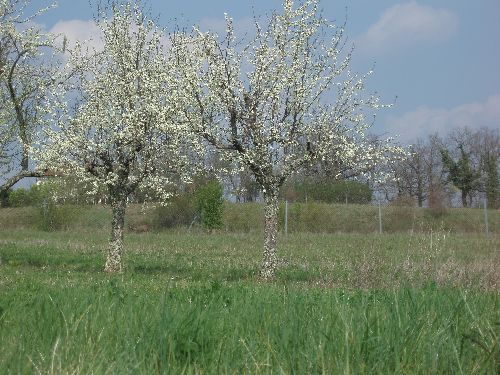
0, 168, 59, 195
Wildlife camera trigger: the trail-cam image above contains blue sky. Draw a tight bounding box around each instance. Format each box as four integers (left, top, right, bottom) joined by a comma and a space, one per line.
31, 0, 500, 142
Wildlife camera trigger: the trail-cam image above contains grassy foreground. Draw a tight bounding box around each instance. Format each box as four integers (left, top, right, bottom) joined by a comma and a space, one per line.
1, 277, 499, 374
0, 207, 499, 373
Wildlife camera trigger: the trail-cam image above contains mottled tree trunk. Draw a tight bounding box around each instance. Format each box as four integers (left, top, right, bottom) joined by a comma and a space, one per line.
260, 192, 279, 281
104, 196, 127, 273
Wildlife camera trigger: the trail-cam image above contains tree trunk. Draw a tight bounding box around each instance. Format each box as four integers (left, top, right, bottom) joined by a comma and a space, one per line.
416, 176, 424, 207
21, 144, 29, 171
260, 192, 279, 281
461, 190, 468, 207
105, 196, 127, 273
417, 194, 423, 208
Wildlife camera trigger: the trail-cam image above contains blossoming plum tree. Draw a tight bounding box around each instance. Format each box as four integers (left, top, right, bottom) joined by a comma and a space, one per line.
0, 0, 59, 194
173, 0, 402, 280
38, 3, 194, 273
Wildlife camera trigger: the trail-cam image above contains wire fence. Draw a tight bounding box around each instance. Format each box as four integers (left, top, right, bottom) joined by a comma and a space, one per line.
0, 200, 496, 238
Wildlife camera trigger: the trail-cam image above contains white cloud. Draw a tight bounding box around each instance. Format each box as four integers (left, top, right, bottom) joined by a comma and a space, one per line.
50, 19, 103, 52
386, 95, 500, 141
356, 1, 458, 55
50, 18, 173, 56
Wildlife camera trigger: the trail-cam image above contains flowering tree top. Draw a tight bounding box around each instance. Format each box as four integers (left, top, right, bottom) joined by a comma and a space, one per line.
37, 3, 197, 201
173, 0, 403, 194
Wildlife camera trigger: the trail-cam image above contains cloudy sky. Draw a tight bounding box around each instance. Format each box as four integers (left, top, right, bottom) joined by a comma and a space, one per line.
31, 0, 500, 143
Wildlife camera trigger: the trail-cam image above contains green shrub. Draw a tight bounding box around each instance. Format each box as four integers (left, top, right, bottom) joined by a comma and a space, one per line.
151, 180, 224, 231
0, 189, 10, 207
35, 201, 79, 231
8, 188, 31, 207
152, 193, 198, 230
8, 183, 60, 207
7, 183, 79, 231
197, 180, 224, 230
291, 180, 372, 204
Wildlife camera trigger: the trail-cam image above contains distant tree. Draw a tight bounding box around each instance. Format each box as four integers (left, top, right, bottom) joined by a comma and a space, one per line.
0, 0, 60, 194
392, 135, 444, 207
380, 127, 497, 207
172, 0, 403, 279
484, 154, 499, 209
38, 3, 196, 272
444, 126, 499, 207
441, 145, 480, 207
395, 142, 427, 206
233, 170, 260, 203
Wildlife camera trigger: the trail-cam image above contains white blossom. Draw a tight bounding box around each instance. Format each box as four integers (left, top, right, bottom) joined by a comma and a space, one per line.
36, 3, 199, 272
172, 0, 404, 280
0, 0, 60, 192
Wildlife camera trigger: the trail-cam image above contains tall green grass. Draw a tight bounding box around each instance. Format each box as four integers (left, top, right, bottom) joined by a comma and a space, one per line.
1, 278, 498, 374
0, 209, 498, 373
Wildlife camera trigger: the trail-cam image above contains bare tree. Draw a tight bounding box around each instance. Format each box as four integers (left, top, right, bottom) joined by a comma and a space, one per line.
392, 134, 445, 207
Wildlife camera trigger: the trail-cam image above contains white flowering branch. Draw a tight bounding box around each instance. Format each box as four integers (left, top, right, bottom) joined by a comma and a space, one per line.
173, 0, 404, 280
37, 2, 199, 272
0, 0, 60, 194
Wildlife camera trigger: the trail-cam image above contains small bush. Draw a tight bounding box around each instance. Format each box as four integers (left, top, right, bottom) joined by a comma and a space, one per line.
8, 183, 81, 231
197, 180, 224, 230
427, 184, 449, 217
0, 189, 10, 207
8, 188, 31, 207
291, 180, 372, 204
152, 194, 197, 230
35, 201, 79, 231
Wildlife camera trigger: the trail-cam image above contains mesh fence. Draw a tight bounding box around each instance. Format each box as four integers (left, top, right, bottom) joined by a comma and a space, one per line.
0, 200, 496, 237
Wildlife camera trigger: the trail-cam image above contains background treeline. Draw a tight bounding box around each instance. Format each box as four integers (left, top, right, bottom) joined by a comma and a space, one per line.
220, 126, 499, 209
381, 127, 499, 209
1, 126, 498, 213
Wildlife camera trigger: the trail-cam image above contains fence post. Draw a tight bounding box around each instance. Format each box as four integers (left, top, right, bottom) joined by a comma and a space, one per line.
378, 200, 383, 234
484, 199, 489, 238
285, 199, 288, 235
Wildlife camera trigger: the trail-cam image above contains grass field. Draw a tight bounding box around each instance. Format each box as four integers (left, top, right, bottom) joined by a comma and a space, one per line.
0, 206, 499, 373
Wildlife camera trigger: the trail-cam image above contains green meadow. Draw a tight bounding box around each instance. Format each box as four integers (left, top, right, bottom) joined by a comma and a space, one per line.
0, 205, 498, 373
